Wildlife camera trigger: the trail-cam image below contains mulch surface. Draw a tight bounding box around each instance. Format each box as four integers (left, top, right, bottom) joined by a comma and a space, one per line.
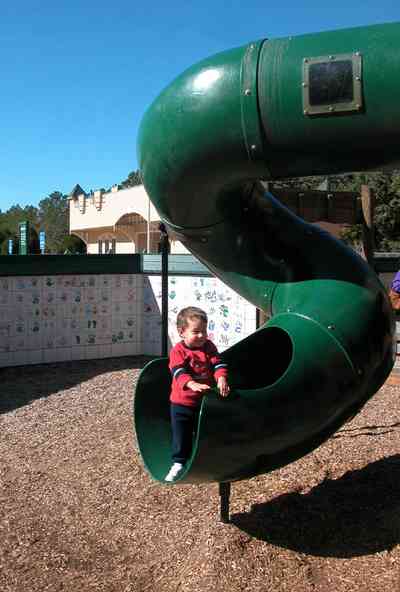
1, 357, 400, 592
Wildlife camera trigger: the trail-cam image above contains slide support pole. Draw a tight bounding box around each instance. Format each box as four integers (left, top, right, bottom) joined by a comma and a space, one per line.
160, 223, 169, 357
219, 482, 231, 523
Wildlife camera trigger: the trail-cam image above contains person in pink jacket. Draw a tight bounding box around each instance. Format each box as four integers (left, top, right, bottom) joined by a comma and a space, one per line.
165, 306, 230, 482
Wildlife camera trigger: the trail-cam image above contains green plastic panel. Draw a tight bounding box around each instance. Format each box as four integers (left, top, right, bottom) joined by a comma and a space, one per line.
0, 254, 141, 276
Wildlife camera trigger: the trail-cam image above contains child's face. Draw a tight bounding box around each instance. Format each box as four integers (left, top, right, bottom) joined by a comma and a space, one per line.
179, 318, 208, 348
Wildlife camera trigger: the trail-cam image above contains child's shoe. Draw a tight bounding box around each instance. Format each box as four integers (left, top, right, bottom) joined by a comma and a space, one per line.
165, 462, 184, 482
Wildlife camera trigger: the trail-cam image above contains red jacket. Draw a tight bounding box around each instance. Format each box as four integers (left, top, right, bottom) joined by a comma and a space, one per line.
169, 340, 228, 408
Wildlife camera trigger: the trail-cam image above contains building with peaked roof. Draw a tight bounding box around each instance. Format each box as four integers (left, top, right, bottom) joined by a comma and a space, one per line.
68, 184, 188, 254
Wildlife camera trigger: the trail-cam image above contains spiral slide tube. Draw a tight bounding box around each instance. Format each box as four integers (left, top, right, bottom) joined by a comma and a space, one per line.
134, 22, 399, 484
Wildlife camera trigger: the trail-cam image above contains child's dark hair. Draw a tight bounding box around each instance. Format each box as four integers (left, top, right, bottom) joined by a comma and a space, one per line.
177, 306, 208, 330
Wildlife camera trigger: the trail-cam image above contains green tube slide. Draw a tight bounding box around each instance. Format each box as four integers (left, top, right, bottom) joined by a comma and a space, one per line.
134, 22, 399, 484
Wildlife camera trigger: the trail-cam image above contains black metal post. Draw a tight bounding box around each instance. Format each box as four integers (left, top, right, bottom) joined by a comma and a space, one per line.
159, 223, 169, 357
219, 482, 231, 523
256, 307, 261, 329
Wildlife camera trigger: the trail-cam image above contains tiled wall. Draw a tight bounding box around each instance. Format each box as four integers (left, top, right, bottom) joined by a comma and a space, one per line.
0, 274, 257, 367
0, 274, 143, 367
144, 276, 257, 355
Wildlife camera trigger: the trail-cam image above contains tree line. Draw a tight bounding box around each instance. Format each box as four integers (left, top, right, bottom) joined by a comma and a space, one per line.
0, 170, 142, 255
1, 169, 400, 254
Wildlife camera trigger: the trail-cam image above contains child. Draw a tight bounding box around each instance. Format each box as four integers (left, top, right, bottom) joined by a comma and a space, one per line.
165, 306, 230, 482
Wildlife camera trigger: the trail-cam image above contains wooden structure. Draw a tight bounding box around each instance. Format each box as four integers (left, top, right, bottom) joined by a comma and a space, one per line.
267, 184, 375, 265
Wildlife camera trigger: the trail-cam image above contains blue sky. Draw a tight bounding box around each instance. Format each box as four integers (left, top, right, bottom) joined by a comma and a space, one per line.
1, 0, 399, 211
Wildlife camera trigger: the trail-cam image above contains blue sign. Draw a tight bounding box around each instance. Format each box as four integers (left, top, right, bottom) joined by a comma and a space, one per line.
39, 231, 46, 254
8, 239, 13, 255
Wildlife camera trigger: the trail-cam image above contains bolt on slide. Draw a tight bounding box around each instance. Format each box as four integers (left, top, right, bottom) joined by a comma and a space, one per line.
134, 22, 399, 484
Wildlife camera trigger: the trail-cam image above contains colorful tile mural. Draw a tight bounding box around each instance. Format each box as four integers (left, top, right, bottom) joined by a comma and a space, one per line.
0, 273, 257, 367
0, 274, 143, 367
144, 276, 256, 355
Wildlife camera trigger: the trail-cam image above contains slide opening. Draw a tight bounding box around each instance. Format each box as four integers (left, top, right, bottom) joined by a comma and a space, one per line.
227, 327, 293, 390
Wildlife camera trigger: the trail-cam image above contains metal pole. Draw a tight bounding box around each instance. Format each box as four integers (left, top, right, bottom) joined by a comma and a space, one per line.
160, 223, 169, 357
219, 482, 231, 523
147, 197, 151, 253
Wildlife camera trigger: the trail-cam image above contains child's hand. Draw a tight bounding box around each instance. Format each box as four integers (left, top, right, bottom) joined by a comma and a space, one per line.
217, 376, 230, 397
186, 380, 211, 393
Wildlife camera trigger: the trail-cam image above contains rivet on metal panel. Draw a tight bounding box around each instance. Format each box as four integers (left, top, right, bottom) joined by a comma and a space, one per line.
244, 88, 251, 96
329, 106, 335, 112
303, 109, 309, 115
356, 104, 361, 110
304, 58, 308, 63
328, 325, 335, 330
302, 82, 308, 87
329, 55, 335, 60
251, 144, 257, 151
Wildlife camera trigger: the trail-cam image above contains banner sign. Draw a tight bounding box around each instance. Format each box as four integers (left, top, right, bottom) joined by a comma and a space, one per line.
18, 221, 29, 255
39, 230, 46, 254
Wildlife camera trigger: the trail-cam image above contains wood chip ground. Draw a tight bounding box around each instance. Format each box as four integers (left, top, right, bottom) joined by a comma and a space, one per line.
1, 357, 399, 592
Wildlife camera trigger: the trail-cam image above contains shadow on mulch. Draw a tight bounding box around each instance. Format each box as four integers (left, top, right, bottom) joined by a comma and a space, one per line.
232, 454, 400, 558
331, 422, 400, 439
0, 356, 155, 414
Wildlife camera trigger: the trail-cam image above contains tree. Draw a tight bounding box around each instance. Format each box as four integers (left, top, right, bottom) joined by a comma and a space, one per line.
0, 204, 40, 254
0, 204, 39, 232
330, 171, 400, 251
120, 170, 142, 189
38, 191, 69, 254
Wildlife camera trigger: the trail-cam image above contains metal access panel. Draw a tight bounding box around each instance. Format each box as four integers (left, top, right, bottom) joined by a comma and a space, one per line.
303, 52, 363, 116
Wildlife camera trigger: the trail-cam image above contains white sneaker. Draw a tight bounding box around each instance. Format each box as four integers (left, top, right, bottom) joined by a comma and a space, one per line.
165, 462, 184, 482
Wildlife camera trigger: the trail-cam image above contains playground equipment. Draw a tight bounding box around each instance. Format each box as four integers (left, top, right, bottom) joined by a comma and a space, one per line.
134, 22, 399, 487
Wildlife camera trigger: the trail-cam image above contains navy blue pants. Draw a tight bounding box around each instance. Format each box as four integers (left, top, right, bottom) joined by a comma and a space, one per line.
170, 404, 199, 464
